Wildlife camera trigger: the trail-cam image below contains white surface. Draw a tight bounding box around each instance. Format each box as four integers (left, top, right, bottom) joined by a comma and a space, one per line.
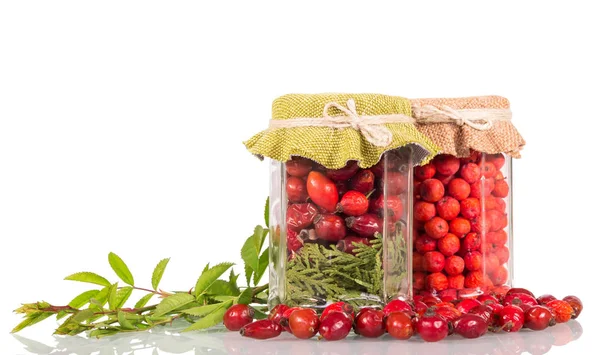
0, 1, 598, 354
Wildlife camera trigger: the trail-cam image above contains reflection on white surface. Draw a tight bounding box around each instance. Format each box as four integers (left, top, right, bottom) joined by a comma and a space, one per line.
11, 320, 582, 355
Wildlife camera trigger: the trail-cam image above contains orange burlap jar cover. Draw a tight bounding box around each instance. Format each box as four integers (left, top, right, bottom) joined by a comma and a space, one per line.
410, 96, 525, 158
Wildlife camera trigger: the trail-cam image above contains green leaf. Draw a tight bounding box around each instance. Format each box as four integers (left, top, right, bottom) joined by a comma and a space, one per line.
238, 287, 253, 305
182, 300, 233, 332
241, 226, 268, 286
134, 293, 154, 308
117, 311, 136, 330
89, 284, 112, 308
194, 262, 234, 299
11, 312, 53, 333
244, 265, 253, 287
64, 272, 111, 287
207, 280, 240, 297
72, 309, 95, 323
251, 306, 268, 320
108, 252, 135, 286
253, 249, 269, 286
151, 258, 170, 290
182, 303, 227, 317
106, 283, 119, 310
112, 286, 133, 310
154, 293, 195, 317
228, 270, 239, 292
264, 197, 270, 226
68, 290, 100, 309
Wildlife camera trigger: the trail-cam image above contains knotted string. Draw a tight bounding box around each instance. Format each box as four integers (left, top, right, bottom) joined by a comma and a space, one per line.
412, 105, 512, 130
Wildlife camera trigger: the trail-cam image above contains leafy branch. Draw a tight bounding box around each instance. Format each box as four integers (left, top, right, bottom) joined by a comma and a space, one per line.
13, 200, 272, 338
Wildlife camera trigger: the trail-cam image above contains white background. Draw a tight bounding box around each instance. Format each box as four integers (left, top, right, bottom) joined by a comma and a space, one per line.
1, 1, 598, 354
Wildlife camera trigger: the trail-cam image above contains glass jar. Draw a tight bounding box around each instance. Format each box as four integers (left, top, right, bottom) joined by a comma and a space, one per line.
268, 148, 415, 309
413, 151, 513, 299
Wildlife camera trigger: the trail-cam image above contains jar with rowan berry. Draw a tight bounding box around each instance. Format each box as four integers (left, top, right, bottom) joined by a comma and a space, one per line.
410, 96, 525, 299
245, 93, 438, 309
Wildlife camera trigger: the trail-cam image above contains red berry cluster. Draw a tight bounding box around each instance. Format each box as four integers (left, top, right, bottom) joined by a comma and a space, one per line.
229, 289, 582, 342
284, 153, 407, 257
413, 151, 510, 297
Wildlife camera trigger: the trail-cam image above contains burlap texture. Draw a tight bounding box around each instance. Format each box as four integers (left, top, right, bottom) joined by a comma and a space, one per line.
411, 96, 525, 158
244, 93, 439, 169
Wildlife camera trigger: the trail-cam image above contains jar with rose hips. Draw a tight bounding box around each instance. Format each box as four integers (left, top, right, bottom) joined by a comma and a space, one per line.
244, 93, 438, 309
411, 95, 524, 299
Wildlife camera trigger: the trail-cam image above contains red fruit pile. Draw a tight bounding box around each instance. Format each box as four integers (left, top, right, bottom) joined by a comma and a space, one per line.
234, 288, 582, 342
284, 154, 408, 257
414, 152, 510, 297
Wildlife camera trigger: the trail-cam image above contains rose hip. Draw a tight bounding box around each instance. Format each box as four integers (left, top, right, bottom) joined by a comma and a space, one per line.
537, 294, 557, 305
493, 179, 509, 198
433, 154, 460, 176
434, 305, 462, 324
416, 308, 449, 342
480, 161, 497, 179
349, 169, 375, 194
381, 171, 408, 195
497, 305, 525, 332
289, 308, 319, 339
447, 178, 471, 201
354, 308, 385, 338
426, 272, 449, 291
462, 232, 482, 252
320, 302, 355, 321
447, 274, 465, 290
383, 299, 413, 316
449, 218, 471, 237
424, 251, 445, 273
546, 300, 575, 323
464, 270, 485, 289
490, 267, 508, 286
280, 306, 302, 332
314, 214, 346, 242
240, 320, 282, 339
318, 311, 353, 341
420, 179, 445, 203
326, 161, 359, 181
437, 233, 460, 256
370, 194, 403, 221
455, 298, 482, 314
563, 295, 583, 319
415, 235, 437, 253
286, 203, 318, 232
489, 153, 506, 170
424, 216, 449, 239
460, 163, 482, 184
306, 171, 339, 212
453, 314, 488, 338
223, 304, 254, 331
415, 163, 436, 181
460, 197, 481, 219
470, 178, 495, 199
336, 236, 369, 255
286, 157, 313, 177
338, 191, 369, 216
286, 176, 309, 203
503, 293, 538, 312
414, 201, 436, 222
385, 311, 414, 340
268, 304, 290, 325
346, 214, 383, 237
436, 196, 460, 220
444, 255, 465, 276
286, 228, 303, 253
468, 304, 494, 325
464, 251, 483, 271
413, 271, 426, 290
525, 305, 555, 330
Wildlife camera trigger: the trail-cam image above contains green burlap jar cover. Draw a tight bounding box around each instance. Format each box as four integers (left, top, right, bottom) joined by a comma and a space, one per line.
244, 93, 439, 169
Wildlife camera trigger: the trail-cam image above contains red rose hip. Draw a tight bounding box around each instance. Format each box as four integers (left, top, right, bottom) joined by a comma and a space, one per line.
436, 196, 460, 220
563, 296, 583, 319
286, 176, 309, 203
424, 251, 445, 272
460, 198, 481, 219
524, 305, 555, 330
453, 314, 488, 338
426, 272, 449, 291
460, 163, 482, 184
286, 157, 313, 177
420, 179, 445, 203
437, 233, 460, 256
286, 203, 318, 232
314, 214, 346, 242
449, 217, 471, 237
338, 191, 369, 216
325, 161, 359, 181
306, 171, 339, 212
448, 178, 471, 201
349, 169, 375, 194
223, 304, 254, 331
415, 201, 436, 222
433, 154, 460, 176
354, 308, 385, 338
240, 320, 282, 339
346, 214, 383, 237
288, 308, 319, 339
385, 311, 414, 340
336, 236, 369, 255
416, 308, 449, 342
318, 311, 353, 341
424, 217, 449, 239
415, 163, 436, 181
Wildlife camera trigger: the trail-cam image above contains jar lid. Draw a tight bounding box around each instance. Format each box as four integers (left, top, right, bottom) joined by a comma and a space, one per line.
244, 93, 439, 169
411, 96, 526, 158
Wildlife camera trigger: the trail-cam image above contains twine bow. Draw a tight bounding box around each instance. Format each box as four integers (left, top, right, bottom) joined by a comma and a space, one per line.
412, 105, 512, 130
268, 98, 414, 147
